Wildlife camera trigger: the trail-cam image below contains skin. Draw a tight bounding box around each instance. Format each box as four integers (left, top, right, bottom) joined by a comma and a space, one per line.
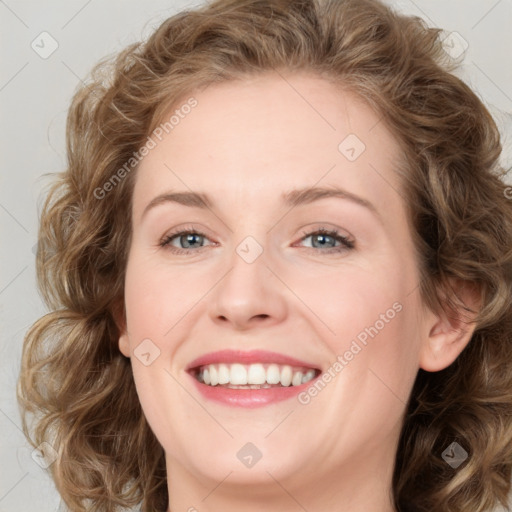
117, 71, 478, 512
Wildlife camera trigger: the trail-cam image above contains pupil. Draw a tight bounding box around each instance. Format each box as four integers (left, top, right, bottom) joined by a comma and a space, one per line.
313, 234, 334, 248
182, 233, 202, 248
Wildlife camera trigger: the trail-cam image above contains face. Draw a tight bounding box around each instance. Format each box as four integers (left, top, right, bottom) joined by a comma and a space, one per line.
118, 72, 433, 504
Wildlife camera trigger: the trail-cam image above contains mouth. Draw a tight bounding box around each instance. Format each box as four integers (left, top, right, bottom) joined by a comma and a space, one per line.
185, 350, 322, 407
190, 363, 320, 389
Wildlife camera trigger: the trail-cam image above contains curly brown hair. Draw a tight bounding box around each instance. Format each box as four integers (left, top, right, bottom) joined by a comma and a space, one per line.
18, 0, 512, 510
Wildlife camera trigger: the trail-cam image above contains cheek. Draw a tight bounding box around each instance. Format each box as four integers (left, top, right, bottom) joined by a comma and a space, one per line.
288, 258, 422, 395
287, 262, 407, 341
123, 256, 190, 338
122, 255, 188, 445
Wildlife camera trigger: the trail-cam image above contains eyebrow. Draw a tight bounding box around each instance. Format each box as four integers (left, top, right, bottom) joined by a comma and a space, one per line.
141, 186, 381, 222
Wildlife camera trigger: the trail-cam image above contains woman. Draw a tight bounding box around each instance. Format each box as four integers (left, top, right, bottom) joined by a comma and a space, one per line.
18, 0, 512, 510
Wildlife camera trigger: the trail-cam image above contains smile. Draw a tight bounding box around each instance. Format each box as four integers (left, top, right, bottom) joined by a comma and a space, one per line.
186, 350, 322, 407
194, 363, 318, 388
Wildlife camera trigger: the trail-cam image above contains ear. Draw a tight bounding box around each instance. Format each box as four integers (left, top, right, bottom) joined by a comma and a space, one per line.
419, 278, 481, 372
112, 301, 131, 358
118, 331, 131, 358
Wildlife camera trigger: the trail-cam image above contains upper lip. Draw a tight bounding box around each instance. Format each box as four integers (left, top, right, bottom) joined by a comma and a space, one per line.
186, 349, 320, 371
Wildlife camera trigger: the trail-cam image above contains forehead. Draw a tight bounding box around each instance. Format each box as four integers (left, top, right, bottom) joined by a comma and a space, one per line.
132, 72, 406, 224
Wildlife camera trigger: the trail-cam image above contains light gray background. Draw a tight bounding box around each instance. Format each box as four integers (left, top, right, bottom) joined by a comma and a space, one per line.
1, 1, 511, 510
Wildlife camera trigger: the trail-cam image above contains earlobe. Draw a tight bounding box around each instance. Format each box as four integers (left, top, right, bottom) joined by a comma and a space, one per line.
112, 303, 131, 358
419, 279, 481, 372
118, 332, 131, 358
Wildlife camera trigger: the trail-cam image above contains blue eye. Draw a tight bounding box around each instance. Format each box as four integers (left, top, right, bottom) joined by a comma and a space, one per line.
159, 227, 354, 255
299, 229, 354, 252
172, 232, 204, 249
160, 228, 212, 254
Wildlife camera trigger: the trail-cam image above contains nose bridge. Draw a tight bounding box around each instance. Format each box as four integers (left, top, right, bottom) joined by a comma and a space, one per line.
208, 232, 287, 329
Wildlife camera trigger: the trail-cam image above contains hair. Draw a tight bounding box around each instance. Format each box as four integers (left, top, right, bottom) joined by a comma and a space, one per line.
17, 0, 512, 510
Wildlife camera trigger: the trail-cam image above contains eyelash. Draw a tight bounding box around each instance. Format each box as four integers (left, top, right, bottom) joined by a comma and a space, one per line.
159, 226, 355, 255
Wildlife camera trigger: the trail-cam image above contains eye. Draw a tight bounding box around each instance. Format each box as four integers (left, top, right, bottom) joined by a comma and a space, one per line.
159, 226, 354, 255
296, 227, 354, 254
159, 227, 215, 254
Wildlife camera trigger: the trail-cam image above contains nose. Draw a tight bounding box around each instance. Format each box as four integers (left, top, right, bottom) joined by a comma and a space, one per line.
208, 239, 288, 331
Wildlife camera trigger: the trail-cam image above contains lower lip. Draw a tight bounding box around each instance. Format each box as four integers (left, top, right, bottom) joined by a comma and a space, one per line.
187, 371, 319, 408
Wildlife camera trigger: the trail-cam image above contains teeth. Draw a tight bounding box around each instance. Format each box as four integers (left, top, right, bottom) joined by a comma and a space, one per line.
230, 363, 247, 385
210, 365, 218, 386
218, 364, 230, 385
266, 364, 281, 384
247, 363, 266, 385
302, 369, 315, 383
195, 363, 317, 388
280, 365, 292, 386
292, 371, 303, 386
